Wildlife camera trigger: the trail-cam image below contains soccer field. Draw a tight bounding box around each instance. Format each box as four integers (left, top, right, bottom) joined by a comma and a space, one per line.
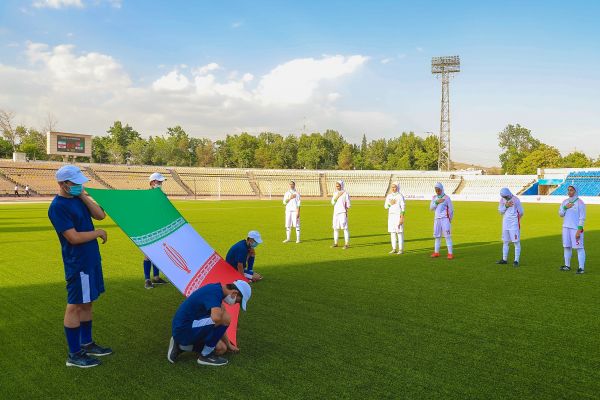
1, 199, 599, 399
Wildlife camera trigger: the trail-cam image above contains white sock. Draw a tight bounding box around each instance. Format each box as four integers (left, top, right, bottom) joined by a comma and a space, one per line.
296, 227, 300, 241
343, 229, 349, 245
398, 233, 404, 252
333, 230, 339, 244
514, 242, 521, 262
564, 247, 572, 267
502, 242, 509, 261
179, 344, 193, 351
434, 237, 441, 253
286, 228, 291, 241
390, 233, 397, 250
577, 248, 585, 270
201, 345, 215, 356
446, 236, 453, 254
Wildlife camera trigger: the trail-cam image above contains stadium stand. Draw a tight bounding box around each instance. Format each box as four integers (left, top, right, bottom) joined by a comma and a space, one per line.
0, 174, 17, 195
92, 165, 188, 196
458, 175, 537, 196
173, 167, 255, 197
253, 170, 321, 197
324, 171, 392, 197
551, 171, 600, 196
391, 173, 460, 196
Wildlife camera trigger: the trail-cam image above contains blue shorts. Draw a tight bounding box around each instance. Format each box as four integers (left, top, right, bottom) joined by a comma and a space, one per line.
66, 263, 105, 304
173, 317, 223, 347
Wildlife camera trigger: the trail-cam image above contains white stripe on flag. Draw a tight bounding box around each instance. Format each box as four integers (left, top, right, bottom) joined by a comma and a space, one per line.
192, 317, 214, 329
80, 271, 91, 303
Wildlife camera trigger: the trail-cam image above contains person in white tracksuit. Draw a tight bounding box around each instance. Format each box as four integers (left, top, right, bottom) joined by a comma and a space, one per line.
331, 180, 351, 249
559, 185, 586, 274
384, 182, 405, 254
430, 182, 454, 259
283, 181, 301, 243
496, 187, 524, 267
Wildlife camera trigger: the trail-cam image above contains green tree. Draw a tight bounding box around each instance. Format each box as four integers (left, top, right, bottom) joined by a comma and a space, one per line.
516, 144, 562, 174
498, 124, 540, 174
127, 138, 149, 165
19, 127, 47, 161
297, 133, 327, 169
0, 137, 13, 158
561, 151, 591, 168
337, 144, 354, 169
366, 139, 388, 170
195, 138, 215, 167
92, 136, 111, 163
281, 135, 298, 169
322, 129, 347, 169
0, 110, 19, 153
107, 121, 140, 163
414, 134, 439, 170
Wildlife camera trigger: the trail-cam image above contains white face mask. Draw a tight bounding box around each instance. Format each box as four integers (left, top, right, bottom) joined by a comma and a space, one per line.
223, 294, 236, 305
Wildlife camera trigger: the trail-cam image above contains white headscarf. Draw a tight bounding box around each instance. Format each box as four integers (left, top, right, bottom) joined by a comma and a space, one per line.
336, 180, 345, 191
500, 187, 512, 199
391, 182, 400, 193
434, 182, 444, 195
568, 184, 578, 199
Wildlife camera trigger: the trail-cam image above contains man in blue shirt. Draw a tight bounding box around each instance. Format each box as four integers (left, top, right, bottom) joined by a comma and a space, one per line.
48, 165, 113, 368
167, 280, 252, 366
142, 172, 168, 289
225, 230, 263, 282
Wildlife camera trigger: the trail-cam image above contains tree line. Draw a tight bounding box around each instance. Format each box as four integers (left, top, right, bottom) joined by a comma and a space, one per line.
1, 109, 598, 172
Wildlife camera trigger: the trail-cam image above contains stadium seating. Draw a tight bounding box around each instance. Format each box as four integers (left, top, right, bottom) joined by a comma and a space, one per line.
552, 171, 600, 196
253, 170, 321, 197
93, 166, 188, 196
0, 175, 17, 195
459, 175, 536, 196
174, 168, 255, 196
391, 173, 460, 196
324, 171, 392, 197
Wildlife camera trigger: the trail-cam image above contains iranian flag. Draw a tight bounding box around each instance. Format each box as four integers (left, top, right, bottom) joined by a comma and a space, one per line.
87, 187, 245, 345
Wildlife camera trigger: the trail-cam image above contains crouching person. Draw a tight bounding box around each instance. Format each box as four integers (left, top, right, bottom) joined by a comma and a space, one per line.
167, 280, 251, 366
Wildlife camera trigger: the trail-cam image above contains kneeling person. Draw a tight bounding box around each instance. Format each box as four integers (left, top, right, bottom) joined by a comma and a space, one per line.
226, 230, 263, 281
168, 280, 252, 366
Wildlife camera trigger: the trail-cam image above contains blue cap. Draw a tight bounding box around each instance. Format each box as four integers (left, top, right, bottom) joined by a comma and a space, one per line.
55, 165, 89, 184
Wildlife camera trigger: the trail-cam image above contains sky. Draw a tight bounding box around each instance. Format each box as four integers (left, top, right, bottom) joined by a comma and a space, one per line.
0, 0, 599, 166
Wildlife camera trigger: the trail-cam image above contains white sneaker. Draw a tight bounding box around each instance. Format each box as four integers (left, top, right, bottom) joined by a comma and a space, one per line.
282, 239, 290, 243
295, 240, 300, 243
388, 249, 396, 254
397, 250, 403, 255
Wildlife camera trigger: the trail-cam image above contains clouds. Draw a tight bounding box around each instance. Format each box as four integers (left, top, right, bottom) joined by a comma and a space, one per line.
0, 42, 381, 143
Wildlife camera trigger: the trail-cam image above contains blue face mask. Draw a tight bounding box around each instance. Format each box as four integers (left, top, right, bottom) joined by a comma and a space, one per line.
251, 241, 259, 248
68, 184, 83, 196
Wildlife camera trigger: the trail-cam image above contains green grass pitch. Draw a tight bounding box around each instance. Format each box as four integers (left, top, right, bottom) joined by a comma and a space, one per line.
0, 199, 599, 399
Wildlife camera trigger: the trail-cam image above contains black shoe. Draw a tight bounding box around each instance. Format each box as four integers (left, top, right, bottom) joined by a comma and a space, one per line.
167, 337, 181, 363
513, 261, 519, 267
152, 277, 168, 285
197, 352, 228, 366
66, 349, 101, 368
82, 342, 113, 356
559, 265, 571, 271
576, 268, 585, 274
145, 279, 154, 289
496, 259, 508, 265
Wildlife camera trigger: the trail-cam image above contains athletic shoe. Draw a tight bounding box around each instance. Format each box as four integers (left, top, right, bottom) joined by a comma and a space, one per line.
513, 261, 519, 267
496, 259, 508, 265
66, 350, 101, 368
167, 337, 181, 364
295, 240, 300, 243
282, 239, 290, 243
559, 265, 571, 271
145, 279, 154, 289
388, 249, 397, 254
343, 245, 349, 250
576, 268, 585, 274
431, 252, 440, 258
447, 254, 454, 260
82, 342, 113, 357
152, 277, 168, 285
197, 352, 228, 366
331, 243, 338, 248
396, 250, 403, 255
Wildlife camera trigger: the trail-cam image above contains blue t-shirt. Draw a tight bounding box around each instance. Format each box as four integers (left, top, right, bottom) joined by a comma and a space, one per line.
225, 239, 249, 270
48, 195, 101, 279
172, 283, 223, 333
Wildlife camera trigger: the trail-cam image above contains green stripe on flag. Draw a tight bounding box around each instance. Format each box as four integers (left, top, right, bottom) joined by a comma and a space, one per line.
87, 188, 185, 238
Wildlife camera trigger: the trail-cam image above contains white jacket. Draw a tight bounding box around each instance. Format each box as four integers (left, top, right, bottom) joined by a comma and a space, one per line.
498, 195, 524, 231
559, 197, 586, 230
331, 191, 351, 215
283, 190, 301, 212
430, 194, 454, 220
384, 192, 405, 215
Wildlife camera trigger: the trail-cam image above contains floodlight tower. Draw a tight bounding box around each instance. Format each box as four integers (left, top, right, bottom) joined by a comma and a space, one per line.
431, 55, 460, 171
